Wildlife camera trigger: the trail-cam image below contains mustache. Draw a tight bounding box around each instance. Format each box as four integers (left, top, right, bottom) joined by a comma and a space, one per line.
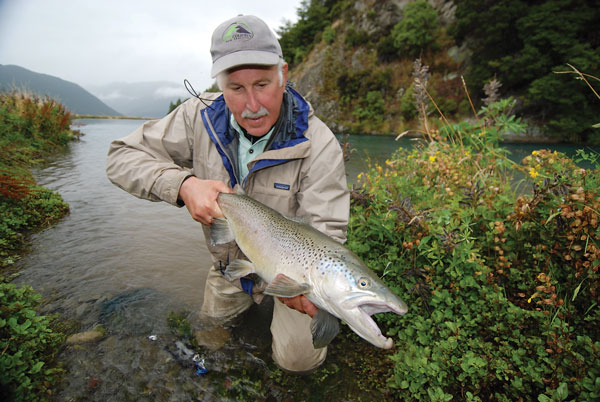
241, 107, 269, 119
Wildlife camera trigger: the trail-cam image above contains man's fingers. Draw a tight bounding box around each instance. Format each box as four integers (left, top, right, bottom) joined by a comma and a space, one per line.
278, 295, 317, 318
300, 297, 317, 318
178, 178, 232, 224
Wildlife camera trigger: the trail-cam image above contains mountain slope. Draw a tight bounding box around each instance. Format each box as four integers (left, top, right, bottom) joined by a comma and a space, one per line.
0, 64, 120, 116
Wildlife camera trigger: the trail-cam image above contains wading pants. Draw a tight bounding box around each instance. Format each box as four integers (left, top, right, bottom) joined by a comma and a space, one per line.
200, 265, 327, 373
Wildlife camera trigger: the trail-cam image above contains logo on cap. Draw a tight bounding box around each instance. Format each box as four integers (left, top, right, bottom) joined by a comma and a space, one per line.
223, 22, 254, 42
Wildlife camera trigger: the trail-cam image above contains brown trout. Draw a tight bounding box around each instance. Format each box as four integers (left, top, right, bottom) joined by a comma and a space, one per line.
210, 189, 408, 349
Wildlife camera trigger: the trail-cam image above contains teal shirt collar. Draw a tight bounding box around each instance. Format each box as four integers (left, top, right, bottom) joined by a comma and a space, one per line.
230, 115, 274, 181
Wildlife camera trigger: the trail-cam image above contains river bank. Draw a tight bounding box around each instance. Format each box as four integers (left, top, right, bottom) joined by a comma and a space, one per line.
0, 92, 78, 400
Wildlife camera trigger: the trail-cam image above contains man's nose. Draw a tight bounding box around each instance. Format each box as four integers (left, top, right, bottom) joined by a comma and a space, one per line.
246, 90, 260, 112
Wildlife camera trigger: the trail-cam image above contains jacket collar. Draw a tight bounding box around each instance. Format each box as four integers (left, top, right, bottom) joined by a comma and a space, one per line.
205, 86, 309, 149
202, 87, 311, 187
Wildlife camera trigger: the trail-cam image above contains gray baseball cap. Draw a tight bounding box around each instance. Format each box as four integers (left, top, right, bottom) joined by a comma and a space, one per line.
210, 15, 283, 78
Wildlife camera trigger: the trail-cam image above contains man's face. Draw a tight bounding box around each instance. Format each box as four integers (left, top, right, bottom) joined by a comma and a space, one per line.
222, 64, 287, 136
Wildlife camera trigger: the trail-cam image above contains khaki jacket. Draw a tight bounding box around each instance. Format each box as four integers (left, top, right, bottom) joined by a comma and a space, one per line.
106, 88, 349, 268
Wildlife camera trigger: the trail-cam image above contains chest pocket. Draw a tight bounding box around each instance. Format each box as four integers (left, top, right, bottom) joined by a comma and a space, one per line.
246, 159, 303, 216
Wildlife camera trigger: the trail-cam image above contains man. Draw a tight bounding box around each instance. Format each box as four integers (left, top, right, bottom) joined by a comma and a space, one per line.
106, 14, 349, 373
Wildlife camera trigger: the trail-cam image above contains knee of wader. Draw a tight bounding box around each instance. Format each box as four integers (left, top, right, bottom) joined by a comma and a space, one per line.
270, 297, 328, 373
272, 347, 327, 375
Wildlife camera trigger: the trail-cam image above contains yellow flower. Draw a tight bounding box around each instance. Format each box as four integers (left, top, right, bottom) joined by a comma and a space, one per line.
529, 168, 539, 179
429, 155, 437, 163
357, 173, 363, 179
385, 159, 392, 166
532, 150, 538, 155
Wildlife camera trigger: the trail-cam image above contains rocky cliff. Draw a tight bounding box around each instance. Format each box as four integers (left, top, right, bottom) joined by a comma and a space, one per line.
288, 0, 468, 135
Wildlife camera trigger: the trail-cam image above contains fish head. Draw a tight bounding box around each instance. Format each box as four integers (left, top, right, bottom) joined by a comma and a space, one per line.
312, 253, 408, 349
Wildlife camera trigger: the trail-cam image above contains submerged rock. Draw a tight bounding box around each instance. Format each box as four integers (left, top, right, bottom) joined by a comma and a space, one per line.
66, 330, 104, 344
194, 326, 231, 351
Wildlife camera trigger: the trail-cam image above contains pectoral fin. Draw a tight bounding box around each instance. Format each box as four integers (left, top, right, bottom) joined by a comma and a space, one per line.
311, 309, 340, 349
264, 273, 311, 297
210, 218, 235, 245
224, 259, 255, 281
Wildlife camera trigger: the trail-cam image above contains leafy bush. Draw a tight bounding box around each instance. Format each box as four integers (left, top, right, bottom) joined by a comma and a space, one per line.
392, 0, 440, 57
1, 92, 72, 268
0, 92, 76, 160
322, 25, 335, 44
376, 34, 399, 63
347, 100, 600, 400
353, 90, 384, 125
0, 179, 69, 267
0, 276, 65, 401
345, 26, 369, 47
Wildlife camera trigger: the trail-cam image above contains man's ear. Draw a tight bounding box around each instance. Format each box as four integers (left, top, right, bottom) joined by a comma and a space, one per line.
282, 62, 288, 86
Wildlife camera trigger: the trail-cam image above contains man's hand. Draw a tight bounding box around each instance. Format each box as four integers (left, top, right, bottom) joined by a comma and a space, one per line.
178, 177, 232, 225
278, 295, 318, 318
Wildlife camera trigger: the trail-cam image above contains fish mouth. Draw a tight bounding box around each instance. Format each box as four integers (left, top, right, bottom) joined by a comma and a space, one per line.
350, 301, 408, 349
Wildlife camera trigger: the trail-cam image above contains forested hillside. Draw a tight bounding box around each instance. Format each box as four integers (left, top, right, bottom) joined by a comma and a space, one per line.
279, 0, 600, 144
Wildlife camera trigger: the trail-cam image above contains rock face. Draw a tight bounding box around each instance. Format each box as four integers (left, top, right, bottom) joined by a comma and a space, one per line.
288, 0, 459, 134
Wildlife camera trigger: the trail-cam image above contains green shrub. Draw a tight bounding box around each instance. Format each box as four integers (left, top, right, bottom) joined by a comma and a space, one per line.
323, 25, 335, 44
1, 92, 72, 268
0, 179, 69, 267
353, 90, 384, 124
345, 26, 369, 47
376, 34, 398, 62
392, 0, 440, 57
348, 100, 600, 400
399, 85, 417, 120
0, 276, 65, 401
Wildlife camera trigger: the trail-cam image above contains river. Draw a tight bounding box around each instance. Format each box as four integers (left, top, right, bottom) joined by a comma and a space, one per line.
15, 118, 597, 400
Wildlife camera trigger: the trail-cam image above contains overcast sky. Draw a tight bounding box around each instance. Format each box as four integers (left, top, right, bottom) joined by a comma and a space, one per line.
0, 0, 301, 93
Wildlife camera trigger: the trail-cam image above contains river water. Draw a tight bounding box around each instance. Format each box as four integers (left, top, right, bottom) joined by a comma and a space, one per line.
15, 118, 597, 400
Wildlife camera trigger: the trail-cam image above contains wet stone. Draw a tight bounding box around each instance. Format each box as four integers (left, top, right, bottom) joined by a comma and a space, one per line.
194, 326, 231, 351
75, 302, 91, 319
66, 330, 105, 344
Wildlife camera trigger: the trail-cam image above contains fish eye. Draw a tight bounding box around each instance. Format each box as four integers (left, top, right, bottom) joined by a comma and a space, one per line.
358, 277, 371, 288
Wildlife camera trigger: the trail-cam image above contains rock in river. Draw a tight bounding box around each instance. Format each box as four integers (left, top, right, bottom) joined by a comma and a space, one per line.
66, 330, 105, 344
